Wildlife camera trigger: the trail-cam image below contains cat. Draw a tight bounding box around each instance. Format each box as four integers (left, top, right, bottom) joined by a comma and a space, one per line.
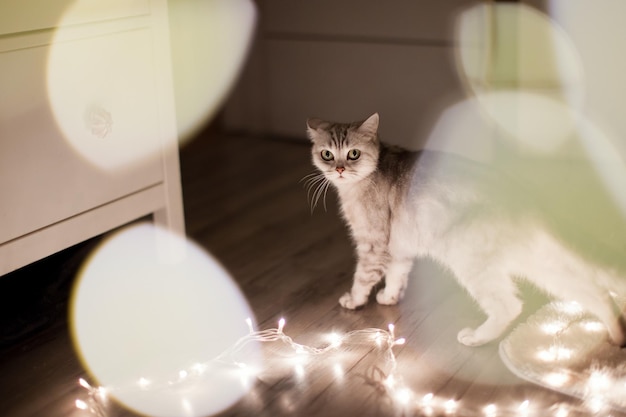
305, 112, 626, 347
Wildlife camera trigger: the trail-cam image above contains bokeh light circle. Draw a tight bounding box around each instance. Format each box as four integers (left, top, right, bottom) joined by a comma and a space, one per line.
47, 0, 256, 170
70, 222, 260, 417
455, 3, 585, 153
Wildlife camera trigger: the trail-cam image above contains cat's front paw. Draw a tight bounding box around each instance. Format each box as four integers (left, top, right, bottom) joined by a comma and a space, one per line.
339, 292, 365, 310
376, 288, 400, 306
457, 327, 492, 347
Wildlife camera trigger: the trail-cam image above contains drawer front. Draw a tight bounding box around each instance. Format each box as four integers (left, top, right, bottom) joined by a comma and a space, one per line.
0, 0, 150, 36
0, 29, 164, 244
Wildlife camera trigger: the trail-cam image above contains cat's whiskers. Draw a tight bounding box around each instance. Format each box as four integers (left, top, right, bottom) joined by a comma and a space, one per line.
302, 172, 325, 196
311, 177, 331, 213
301, 171, 331, 213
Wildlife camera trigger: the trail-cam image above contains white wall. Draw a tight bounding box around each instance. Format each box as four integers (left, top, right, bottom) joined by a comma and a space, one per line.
222, 0, 496, 160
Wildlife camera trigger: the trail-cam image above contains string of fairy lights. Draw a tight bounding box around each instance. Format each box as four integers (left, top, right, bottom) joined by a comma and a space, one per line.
75, 312, 619, 417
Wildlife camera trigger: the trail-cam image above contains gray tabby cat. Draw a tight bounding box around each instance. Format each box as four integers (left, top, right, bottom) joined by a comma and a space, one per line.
306, 113, 626, 347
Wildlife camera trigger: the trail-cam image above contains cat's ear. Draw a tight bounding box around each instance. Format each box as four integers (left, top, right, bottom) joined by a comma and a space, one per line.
306, 118, 326, 141
357, 113, 379, 137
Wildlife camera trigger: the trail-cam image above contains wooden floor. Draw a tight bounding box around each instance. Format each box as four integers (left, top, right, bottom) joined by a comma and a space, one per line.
0, 129, 622, 417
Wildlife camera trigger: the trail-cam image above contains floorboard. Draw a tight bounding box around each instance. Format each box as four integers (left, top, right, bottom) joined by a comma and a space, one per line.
0, 129, 622, 417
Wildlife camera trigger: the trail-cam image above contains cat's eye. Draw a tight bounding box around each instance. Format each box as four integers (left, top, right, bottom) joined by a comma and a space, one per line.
321, 150, 334, 161
347, 149, 361, 160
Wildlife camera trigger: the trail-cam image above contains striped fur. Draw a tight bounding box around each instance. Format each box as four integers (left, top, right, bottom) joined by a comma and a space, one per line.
306, 113, 626, 347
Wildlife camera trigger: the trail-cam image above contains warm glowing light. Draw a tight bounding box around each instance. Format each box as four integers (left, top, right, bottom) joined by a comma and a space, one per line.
278, 318, 286, 333
581, 321, 604, 332
543, 372, 571, 387
70, 223, 260, 417
537, 346, 573, 362
484, 403, 497, 416
541, 321, 567, 335
326, 332, 343, 348
587, 370, 612, 391
585, 396, 606, 414
73, 312, 595, 417
394, 337, 406, 346
555, 301, 583, 316
97, 387, 107, 401
395, 388, 413, 405
78, 378, 91, 389
445, 399, 458, 414
384, 375, 397, 389
517, 400, 530, 416
75, 399, 89, 410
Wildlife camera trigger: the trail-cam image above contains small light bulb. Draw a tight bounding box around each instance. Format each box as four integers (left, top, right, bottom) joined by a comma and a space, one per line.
78, 378, 91, 389
422, 392, 434, 405
326, 332, 343, 348
97, 387, 107, 401
444, 399, 458, 414
586, 396, 605, 414
394, 337, 406, 346
278, 318, 286, 332
588, 371, 612, 391
544, 372, 570, 387
395, 388, 412, 405
75, 399, 89, 410
541, 321, 566, 335
582, 321, 604, 332
484, 403, 497, 416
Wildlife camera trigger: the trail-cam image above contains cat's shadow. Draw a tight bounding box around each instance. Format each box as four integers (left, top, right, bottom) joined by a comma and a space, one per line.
390, 257, 551, 385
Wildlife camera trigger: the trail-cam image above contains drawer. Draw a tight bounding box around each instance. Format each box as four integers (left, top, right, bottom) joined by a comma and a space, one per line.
0, 0, 150, 36
0, 29, 164, 244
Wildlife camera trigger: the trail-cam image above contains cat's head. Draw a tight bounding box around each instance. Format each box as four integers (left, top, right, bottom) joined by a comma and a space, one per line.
306, 113, 380, 186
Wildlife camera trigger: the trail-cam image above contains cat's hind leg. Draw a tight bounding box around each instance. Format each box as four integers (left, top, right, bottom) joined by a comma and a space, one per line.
455, 270, 523, 346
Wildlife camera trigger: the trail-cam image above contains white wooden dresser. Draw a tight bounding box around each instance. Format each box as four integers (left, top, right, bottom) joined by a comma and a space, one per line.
0, 0, 185, 275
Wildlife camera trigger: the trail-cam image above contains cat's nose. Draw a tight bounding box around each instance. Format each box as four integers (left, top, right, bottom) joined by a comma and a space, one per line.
336, 167, 345, 174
